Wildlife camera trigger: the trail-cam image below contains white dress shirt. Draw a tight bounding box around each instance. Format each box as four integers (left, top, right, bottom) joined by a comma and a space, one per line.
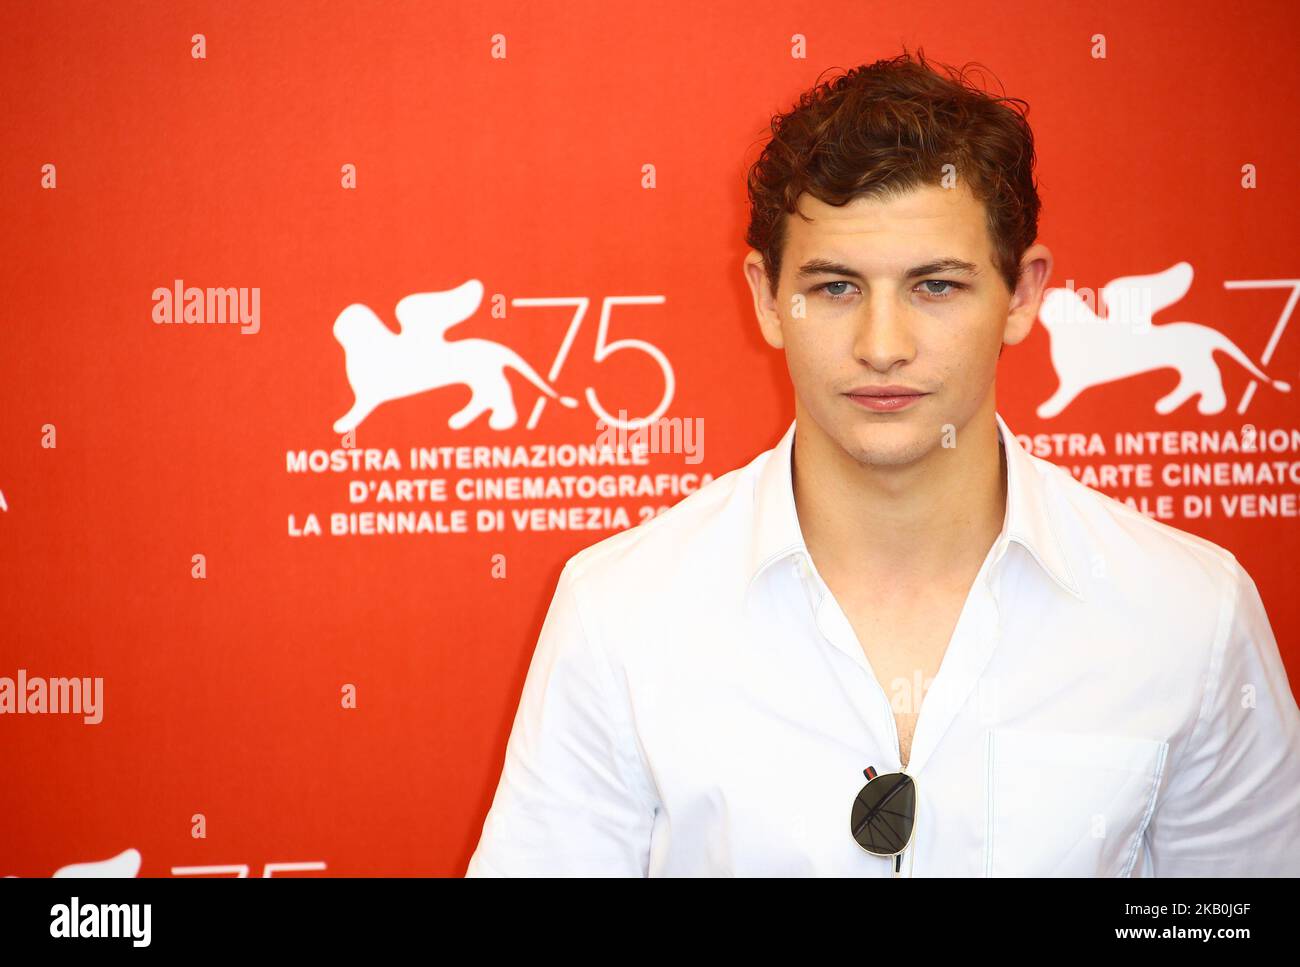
466, 412, 1300, 876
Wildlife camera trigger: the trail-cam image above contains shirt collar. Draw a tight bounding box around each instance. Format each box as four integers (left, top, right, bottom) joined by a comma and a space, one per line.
744, 411, 1085, 602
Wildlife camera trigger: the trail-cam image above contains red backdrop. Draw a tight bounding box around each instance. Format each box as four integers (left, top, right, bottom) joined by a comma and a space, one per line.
2, 0, 1297, 876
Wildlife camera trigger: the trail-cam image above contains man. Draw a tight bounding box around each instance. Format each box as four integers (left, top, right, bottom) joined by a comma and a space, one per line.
465, 51, 1300, 876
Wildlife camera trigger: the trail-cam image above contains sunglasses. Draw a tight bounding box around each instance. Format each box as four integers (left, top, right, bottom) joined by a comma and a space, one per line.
850, 766, 918, 874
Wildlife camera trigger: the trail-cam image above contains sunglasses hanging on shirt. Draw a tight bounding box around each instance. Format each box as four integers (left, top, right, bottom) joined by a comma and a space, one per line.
850, 766, 918, 874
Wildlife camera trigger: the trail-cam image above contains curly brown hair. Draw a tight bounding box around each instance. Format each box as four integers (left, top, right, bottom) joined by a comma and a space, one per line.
744, 47, 1040, 300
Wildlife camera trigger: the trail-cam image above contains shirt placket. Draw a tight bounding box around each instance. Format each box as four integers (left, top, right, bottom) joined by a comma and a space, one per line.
795, 548, 1006, 877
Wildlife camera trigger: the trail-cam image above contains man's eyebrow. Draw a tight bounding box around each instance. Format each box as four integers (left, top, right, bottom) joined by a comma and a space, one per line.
795, 257, 982, 281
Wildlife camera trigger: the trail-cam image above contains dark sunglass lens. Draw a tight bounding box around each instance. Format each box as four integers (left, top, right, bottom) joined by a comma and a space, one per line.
850, 773, 916, 854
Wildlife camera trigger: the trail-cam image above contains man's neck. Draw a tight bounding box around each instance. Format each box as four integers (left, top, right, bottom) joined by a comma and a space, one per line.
791, 405, 1008, 594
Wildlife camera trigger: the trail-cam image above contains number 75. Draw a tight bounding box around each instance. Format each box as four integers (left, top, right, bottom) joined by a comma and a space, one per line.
511, 295, 673, 431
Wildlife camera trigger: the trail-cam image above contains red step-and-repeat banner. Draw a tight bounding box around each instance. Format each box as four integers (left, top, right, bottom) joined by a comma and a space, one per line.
2, 0, 1297, 876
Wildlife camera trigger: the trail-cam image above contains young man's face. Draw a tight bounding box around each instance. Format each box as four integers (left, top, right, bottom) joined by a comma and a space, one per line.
743, 182, 1050, 468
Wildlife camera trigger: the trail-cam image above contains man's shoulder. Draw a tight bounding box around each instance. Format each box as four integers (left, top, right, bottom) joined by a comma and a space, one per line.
560, 441, 771, 603
1030, 448, 1246, 612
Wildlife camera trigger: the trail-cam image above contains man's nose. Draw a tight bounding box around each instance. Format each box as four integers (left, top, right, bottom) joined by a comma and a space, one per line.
851, 295, 917, 371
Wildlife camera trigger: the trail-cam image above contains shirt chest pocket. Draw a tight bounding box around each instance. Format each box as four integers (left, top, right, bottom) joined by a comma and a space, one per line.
985, 727, 1169, 877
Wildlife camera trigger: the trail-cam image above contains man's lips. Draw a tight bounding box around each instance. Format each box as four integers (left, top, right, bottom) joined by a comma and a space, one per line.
844, 385, 927, 397
844, 386, 929, 412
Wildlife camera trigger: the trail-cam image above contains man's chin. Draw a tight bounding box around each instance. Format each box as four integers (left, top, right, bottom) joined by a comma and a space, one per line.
837, 423, 936, 468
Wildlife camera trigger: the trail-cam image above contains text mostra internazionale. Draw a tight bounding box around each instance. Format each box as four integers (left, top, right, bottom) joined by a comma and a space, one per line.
287, 441, 665, 473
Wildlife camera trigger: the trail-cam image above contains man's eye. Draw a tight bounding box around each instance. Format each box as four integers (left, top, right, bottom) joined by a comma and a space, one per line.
814, 281, 857, 300
918, 280, 966, 299
813, 279, 967, 301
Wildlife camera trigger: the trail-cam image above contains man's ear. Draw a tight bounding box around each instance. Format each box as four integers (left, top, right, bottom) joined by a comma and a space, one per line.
1003, 243, 1052, 348
743, 250, 785, 350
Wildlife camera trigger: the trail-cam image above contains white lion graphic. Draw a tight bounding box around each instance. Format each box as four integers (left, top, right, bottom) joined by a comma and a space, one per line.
333, 278, 578, 433
1036, 261, 1290, 418
3, 847, 141, 878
